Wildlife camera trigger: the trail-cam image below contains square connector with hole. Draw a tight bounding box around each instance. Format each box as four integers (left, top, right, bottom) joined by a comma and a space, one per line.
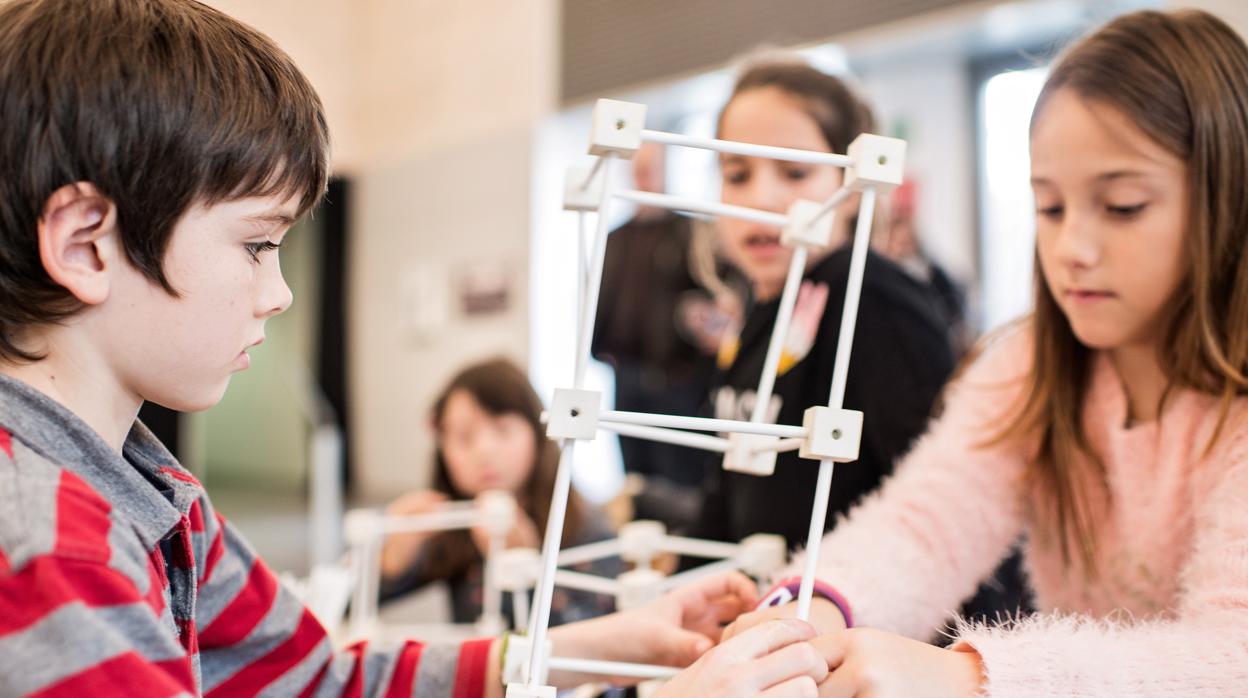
546, 388, 601, 440
844, 134, 906, 192
781, 198, 836, 249
799, 406, 863, 462
722, 432, 779, 476
589, 99, 647, 158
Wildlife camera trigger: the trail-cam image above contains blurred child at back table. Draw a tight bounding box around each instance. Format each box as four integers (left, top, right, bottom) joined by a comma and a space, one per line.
378, 358, 621, 627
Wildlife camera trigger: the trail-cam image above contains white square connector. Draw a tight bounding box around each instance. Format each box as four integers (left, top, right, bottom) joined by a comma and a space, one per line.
589, 99, 647, 158
722, 433, 779, 476
563, 166, 604, 212
619, 520, 667, 565
476, 490, 517, 537
781, 199, 835, 249
844, 134, 906, 192
739, 533, 787, 578
546, 388, 601, 440
798, 406, 863, 462
503, 634, 552, 686
496, 548, 542, 592
616, 568, 665, 610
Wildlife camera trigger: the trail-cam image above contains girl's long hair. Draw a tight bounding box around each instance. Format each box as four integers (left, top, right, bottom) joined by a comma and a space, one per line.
420, 358, 587, 580
993, 9, 1248, 572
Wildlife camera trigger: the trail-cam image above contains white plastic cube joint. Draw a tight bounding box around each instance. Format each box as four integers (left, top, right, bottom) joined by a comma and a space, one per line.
723, 433, 779, 476
799, 407, 864, 462
589, 99, 647, 158
563, 166, 605, 212
506, 686, 556, 698
496, 548, 542, 591
476, 490, 516, 537
739, 533, 787, 578
616, 568, 665, 610
781, 199, 836, 249
503, 634, 552, 686
844, 133, 907, 192
546, 388, 602, 440
342, 508, 383, 546
619, 520, 667, 565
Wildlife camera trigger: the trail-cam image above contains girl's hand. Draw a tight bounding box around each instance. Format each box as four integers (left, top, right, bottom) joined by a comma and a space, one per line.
378, 490, 448, 580
812, 629, 984, 698
723, 597, 848, 642
547, 571, 759, 686
653, 620, 828, 698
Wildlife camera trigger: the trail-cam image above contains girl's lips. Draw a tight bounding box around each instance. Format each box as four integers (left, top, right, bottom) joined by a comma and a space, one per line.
1065, 289, 1116, 303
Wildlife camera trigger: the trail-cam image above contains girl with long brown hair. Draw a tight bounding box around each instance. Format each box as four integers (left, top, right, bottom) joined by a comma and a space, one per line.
724, 9, 1248, 695
378, 358, 619, 627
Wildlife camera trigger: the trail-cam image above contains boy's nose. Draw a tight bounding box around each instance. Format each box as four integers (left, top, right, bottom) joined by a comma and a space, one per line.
258, 264, 293, 318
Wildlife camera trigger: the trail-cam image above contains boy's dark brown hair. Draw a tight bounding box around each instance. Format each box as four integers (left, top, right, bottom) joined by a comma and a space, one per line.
0, 0, 329, 361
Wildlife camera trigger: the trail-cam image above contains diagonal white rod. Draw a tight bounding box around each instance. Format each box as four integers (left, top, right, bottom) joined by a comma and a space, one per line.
796, 187, 877, 621
749, 437, 805, 455
642, 129, 853, 168
599, 421, 730, 454
812, 186, 853, 228
750, 244, 809, 423
661, 535, 742, 560
574, 153, 616, 386
614, 189, 788, 228
554, 569, 621, 596
660, 557, 742, 591
558, 538, 623, 567
600, 410, 805, 439
379, 509, 482, 535
527, 440, 578, 685
577, 156, 606, 191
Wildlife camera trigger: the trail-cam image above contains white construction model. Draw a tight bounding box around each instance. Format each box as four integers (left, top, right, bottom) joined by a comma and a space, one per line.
505, 98, 906, 698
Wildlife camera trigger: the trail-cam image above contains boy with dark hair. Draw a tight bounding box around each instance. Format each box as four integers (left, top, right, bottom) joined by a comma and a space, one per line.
0, 1, 841, 696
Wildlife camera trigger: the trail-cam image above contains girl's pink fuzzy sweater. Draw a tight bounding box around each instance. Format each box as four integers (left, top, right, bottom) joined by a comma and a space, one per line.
785, 327, 1248, 695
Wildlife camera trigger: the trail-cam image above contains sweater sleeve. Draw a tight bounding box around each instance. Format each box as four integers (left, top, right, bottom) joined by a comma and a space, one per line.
952, 426, 1248, 697
781, 329, 1032, 640
196, 510, 492, 697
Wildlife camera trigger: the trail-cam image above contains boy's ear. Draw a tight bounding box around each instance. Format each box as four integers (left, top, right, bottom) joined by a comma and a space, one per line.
38, 183, 118, 306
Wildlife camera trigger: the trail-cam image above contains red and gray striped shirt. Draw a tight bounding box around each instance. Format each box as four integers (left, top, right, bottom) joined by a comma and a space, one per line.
0, 375, 492, 696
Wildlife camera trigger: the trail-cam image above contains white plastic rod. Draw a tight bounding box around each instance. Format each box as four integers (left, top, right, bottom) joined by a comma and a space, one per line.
578, 156, 606, 191
577, 211, 589, 322
641, 129, 853, 168
750, 244, 809, 424
481, 530, 505, 632
614, 189, 788, 228
750, 437, 805, 455
553, 569, 620, 596
512, 588, 530, 635
661, 535, 742, 560
527, 440, 578, 685
812, 186, 853, 228
379, 509, 482, 535
796, 187, 878, 621
548, 657, 681, 680
828, 187, 876, 410
558, 538, 623, 567
573, 153, 616, 387
661, 557, 742, 591
600, 410, 805, 439
599, 421, 731, 454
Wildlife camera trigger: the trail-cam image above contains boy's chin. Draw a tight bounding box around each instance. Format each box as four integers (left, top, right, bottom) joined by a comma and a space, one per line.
147, 381, 230, 413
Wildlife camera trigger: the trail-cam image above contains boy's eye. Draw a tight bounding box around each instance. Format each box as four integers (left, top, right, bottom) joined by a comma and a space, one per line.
244, 240, 282, 262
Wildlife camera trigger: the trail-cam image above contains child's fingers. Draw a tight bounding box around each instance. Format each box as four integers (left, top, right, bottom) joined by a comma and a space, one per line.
727, 619, 815, 660
809, 632, 850, 670
759, 676, 819, 698
746, 641, 829, 691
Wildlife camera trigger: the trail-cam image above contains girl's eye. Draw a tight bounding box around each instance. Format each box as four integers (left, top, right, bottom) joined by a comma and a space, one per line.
1107, 203, 1147, 218
783, 167, 811, 181
723, 169, 749, 186
244, 240, 282, 262
1036, 205, 1064, 220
